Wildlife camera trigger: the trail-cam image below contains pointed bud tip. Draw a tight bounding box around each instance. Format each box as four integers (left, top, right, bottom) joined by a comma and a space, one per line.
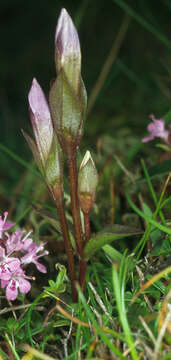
28, 78, 50, 120
80, 150, 95, 169
55, 7, 80, 58
28, 78, 40, 102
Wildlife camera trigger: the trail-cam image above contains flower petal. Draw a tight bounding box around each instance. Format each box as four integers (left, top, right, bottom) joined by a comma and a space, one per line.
6, 280, 18, 301
18, 278, 31, 294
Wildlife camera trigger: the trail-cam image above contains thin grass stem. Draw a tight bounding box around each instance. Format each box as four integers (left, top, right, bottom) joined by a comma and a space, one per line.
87, 13, 130, 114
113, 0, 171, 50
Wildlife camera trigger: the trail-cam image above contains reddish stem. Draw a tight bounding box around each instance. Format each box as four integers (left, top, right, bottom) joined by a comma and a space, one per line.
53, 185, 77, 302
79, 212, 90, 290
67, 156, 83, 257
84, 213, 91, 242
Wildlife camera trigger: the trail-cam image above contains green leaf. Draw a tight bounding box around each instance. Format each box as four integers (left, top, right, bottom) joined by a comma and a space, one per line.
103, 244, 122, 263
156, 144, 171, 152
83, 225, 142, 261
164, 108, 171, 125
44, 264, 67, 296
31, 204, 61, 233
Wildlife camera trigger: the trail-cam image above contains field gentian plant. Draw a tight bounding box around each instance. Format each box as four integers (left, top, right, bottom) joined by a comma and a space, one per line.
24, 8, 140, 302
23, 8, 91, 301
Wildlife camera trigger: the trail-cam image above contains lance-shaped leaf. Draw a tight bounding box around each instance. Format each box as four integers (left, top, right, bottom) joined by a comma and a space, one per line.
78, 150, 98, 214
55, 8, 81, 94
83, 225, 142, 261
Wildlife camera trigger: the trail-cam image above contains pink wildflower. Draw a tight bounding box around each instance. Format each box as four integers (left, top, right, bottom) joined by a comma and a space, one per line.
142, 114, 169, 143
5, 229, 33, 254
1, 268, 32, 301
0, 247, 21, 281
0, 212, 15, 238
0, 211, 49, 301
21, 242, 49, 273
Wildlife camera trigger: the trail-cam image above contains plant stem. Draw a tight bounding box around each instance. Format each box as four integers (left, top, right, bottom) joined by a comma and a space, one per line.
84, 213, 91, 242
67, 156, 83, 257
79, 212, 90, 289
52, 184, 77, 302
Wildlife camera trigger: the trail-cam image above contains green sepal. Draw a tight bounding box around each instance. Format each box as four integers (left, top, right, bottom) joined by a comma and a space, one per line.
83, 225, 142, 261
22, 129, 44, 175
49, 70, 86, 142
45, 133, 63, 187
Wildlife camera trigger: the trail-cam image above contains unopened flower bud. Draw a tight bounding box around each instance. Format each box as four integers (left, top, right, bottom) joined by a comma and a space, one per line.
78, 151, 98, 214
28, 78, 53, 167
24, 78, 63, 188
50, 8, 87, 156
55, 8, 81, 93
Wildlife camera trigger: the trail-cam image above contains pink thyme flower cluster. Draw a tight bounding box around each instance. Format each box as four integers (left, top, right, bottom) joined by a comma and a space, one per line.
0, 212, 48, 301
142, 114, 170, 144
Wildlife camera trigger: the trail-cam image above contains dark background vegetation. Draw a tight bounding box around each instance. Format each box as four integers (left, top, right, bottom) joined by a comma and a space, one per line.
0, 0, 171, 214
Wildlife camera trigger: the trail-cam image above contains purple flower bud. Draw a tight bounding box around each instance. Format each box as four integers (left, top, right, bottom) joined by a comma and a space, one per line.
55, 8, 81, 93
78, 151, 98, 214
142, 115, 169, 144
49, 9, 87, 156
28, 78, 53, 167
24, 78, 63, 187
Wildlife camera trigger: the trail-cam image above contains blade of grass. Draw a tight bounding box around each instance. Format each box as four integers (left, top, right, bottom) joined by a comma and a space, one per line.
160, 353, 171, 360
5, 333, 20, 360
74, 0, 91, 29
0, 143, 39, 176
126, 180, 171, 238
76, 285, 127, 359
26, 292, 44, 346
56, 303, 124, 341
103, 244, 122, 264
140, 160, 171, 241
87, 13, 130, 114
112, 0, 171, 50
132, 265, 171, 303
116, 59, 148, 90
22, 344, 57, 360
112, 264, 139, 360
